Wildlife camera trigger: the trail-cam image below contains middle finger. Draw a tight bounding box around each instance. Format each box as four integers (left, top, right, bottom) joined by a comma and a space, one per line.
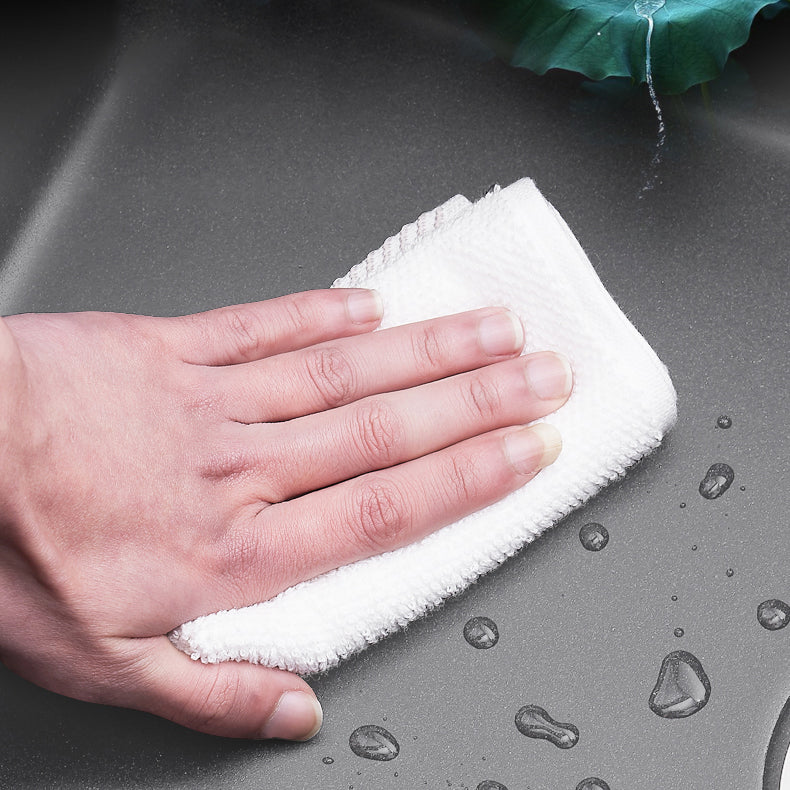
240, 350, 572, 502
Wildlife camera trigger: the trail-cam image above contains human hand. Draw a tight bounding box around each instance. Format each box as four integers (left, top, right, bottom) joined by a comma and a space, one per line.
0, 288, 570, 739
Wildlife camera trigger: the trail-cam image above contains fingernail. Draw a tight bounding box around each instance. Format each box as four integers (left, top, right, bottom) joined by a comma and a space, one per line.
525, 352, 573, 400
347, 289, 383, 324
260, 691, 323, 741
504, 423, 562, 475
478, 310, 524, 356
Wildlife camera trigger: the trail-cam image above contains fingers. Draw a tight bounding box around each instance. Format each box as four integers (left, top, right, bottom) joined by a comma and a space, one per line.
156, 289, 383, 366
236, 423, 562, 597
248, 351, 572, 501
123, 636, 322, 739
218, 306, 526, 423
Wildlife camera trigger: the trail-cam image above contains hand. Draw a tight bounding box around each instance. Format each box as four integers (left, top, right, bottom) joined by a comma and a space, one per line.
0, 288, 570, 739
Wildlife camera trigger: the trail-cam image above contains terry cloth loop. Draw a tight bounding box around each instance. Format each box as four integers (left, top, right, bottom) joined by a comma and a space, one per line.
169, 178, 677, 674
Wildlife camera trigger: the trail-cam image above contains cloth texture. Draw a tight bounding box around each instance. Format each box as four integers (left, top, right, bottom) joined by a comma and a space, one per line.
170, 178, 678, 674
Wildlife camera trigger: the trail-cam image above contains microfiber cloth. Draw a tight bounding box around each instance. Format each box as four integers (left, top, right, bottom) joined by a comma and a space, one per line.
170, 178, 677, 674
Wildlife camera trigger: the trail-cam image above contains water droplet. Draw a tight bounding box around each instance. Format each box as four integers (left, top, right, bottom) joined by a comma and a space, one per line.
757, 599, 790, 631
674, 627, 684, 638
576, 780, 611, 790
349, 725, 400, 761
699, 463, 735, 499
716, 415, 732, 429
477, 782, 508, 790
464, 616, 499, 649
322, 756, 334, 765
740, 485, 746, 491
726, 568, 735, 578
514, 705, 579, 749
671, 595, 678, 602
579, 522, 609, 552
691, 544, 698, 551
649, 650, 711, 718
679, 502, 686, 509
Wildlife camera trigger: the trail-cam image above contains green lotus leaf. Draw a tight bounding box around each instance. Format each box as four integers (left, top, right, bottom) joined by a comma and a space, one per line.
461, 0, 787, 93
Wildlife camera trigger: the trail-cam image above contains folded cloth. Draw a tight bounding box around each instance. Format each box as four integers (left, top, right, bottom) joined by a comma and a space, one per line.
170, 178, 677, 674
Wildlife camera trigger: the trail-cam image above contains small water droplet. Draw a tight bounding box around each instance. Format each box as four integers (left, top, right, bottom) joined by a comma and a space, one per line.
679, 502, 686, 509
322, 756, 334, 765
699, 463, 735, 499
349, 725, 400, 761
726, 568, 735, 578
579, 522, 609, 552
649, 650, 711, 718
740, 485, 746, 491
691, 544, 698, 551
514, 705, 579, 749
477, 782, 508, 790
757, 599, 790, 631
716, 415, 732, 429
576, 779, 611, 790
463, 616, 499, 649
674, 627, 684, 638
671, 595, 678, 602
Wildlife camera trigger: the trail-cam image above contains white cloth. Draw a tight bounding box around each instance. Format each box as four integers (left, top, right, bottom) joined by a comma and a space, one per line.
170, 178, 677, 674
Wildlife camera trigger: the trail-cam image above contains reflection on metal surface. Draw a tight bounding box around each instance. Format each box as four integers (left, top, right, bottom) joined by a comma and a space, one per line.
764, 697, 790, 789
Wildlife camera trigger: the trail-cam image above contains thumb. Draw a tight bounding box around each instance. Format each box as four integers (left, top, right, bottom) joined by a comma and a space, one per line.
121, 636, 323, 740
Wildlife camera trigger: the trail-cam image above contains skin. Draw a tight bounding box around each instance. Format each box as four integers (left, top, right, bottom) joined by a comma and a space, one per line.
0, 288, 571, 740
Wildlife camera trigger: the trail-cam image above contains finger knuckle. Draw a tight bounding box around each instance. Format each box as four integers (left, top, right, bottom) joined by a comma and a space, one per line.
304, 346, 357, 408
188, 667, 243, 733
352, 399, 402, 467
443, 452, 484, 505
464, 373, 503, 422
220, 526, 264, 584
223, 306, 266, 360
352, 479, 411, 552
412, 324, 449, 374
280, 292, 315, 336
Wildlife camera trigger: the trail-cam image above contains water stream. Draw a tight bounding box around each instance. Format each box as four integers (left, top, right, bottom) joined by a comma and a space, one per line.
635, 0, 666, 192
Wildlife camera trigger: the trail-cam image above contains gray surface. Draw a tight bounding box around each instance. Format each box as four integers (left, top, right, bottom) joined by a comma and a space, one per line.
1, 2, 789, 788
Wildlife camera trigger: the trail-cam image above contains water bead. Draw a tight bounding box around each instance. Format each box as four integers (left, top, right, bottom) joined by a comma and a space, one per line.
514, 705, 579, 749
579, 522, 609, 552
464, 616, 499, 649
757, 599, 790, 631
649, 650, 711, 718
349, 725, 400, 761
699, 463, 735, 499
575, 780, 611, 790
